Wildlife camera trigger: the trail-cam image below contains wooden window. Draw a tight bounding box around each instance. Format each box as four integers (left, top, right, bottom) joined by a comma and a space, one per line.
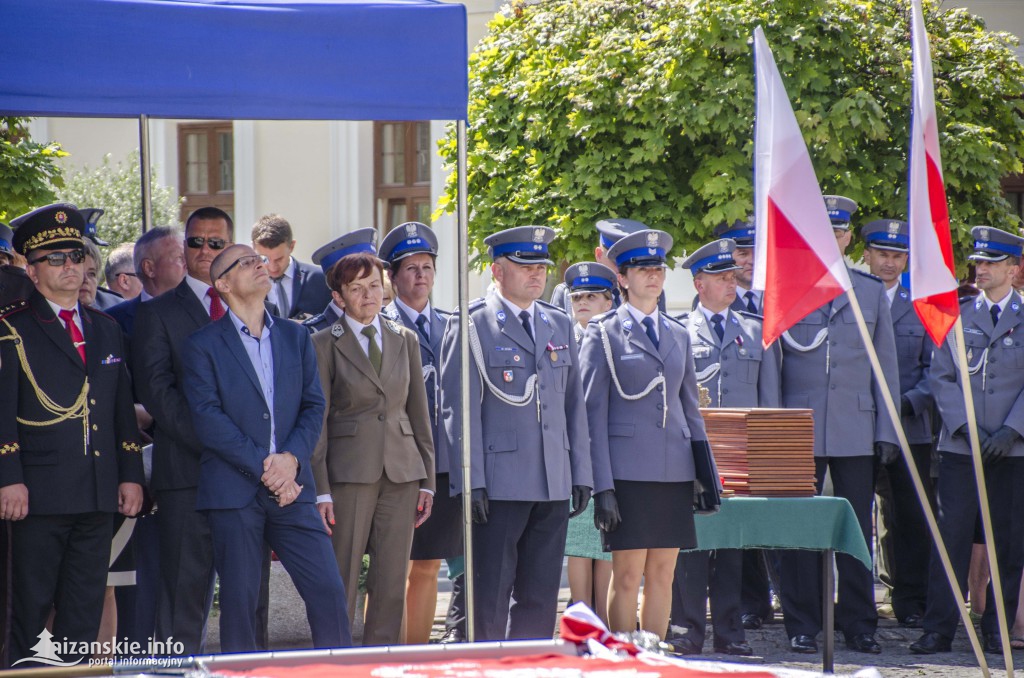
178, 122, 234, 223
374, 121, 431, 233
1002, 174, 1024, 224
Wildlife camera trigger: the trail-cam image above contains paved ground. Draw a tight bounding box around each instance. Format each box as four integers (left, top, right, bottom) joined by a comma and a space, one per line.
202, 562, 1014, 676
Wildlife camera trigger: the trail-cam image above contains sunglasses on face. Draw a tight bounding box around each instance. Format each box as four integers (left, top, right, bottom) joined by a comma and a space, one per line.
186, 236, 228, 250
217, 254, 268, 280
29, 250, 86, 266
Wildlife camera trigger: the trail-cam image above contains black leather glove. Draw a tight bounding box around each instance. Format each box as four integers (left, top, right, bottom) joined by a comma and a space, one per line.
982, 425, 1019, 464
593, 490, 621, 532
874, 441, 901, 466
471, 488, 489, 524
569, 485, 592, 518
900, 396, 915, 418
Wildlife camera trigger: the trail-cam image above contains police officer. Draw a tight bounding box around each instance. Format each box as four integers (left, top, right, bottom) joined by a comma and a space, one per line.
713, 219, 761, 314
550, 218, 666, 314
378, 222, 461, 645
0, 204, 144, 664
666, 238, 781, 656
777, 195, 900, 655
440, 226, 593, 641
911, 227, 1024, 655
78, 208, 123, 311
303, 228, 379, 333
580, 229, 720, 641
860, 219, 935, 629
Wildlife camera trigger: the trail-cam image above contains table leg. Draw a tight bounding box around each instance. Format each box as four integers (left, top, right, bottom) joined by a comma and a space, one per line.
822, 548, 835, 673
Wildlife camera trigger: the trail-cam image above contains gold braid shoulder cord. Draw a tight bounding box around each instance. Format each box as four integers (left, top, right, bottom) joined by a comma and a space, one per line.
0, 319, 90, 452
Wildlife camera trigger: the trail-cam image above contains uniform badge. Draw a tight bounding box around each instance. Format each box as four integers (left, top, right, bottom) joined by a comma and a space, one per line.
900, 290, 908, 299
533, 228, 545, 243
55, 211, 68, 224
718, 240, 729, 252
978, 227, 990, 241
826, 196, 838, 210
496, 309, 506, 324
579, 263, 590, 277
503, 369, 514, 383
1014, 303, 1020, 312
968, 348, 974, 361
646, 232, 659, 247
385, 319, 402, 334
331, 323, 345, 337
539, 311, 549, 325
550, 351, 558, 361
623, 319, 634, 331
405, 222, 418, 237
100, 354, 122, 365
888, 221, 901, 234
1005, 337, 1014, 347
513, 354, 521, 362
738, 347, 748, 356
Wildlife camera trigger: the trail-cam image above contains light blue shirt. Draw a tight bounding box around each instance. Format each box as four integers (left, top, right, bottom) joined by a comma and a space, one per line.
227, 309, 277, 454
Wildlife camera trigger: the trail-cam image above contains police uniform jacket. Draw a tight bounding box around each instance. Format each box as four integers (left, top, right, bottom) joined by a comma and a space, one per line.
310, 314, 435, 494
383, 301, 451, 473
0, 293, 144, 514
302, 303, 340, 334
890, 285, 934, 444
931, 292, 1024, 457
680, 309, 781, 408
579, 304, 708, 494
440, 292, 592, 501
779, 270, 900, 457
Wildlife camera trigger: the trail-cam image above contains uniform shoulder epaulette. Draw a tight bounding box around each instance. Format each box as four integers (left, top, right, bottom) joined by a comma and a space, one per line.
591, 309, 616, 323
454, 298, 486, 316
302, 313, 326, 327
675, 311, 690, 321
434, 307, 452, 318
0, 298, 28, 321
737, 310, 764, 321
661, 313, 686, 329
850, 268, 883, 283
536, 298, 569, 317
84, 305, 118, 324
383, 317, 404, 335
960, 294, 978, 307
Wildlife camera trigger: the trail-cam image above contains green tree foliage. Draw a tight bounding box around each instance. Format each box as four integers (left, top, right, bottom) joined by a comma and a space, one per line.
0, 117, 67, 222
57, 151, 183, 251
439, 0, 1024, 270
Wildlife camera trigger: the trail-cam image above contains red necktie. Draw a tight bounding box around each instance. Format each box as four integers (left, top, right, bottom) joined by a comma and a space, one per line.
58, 308, 86, 363
207, 287, 226, 321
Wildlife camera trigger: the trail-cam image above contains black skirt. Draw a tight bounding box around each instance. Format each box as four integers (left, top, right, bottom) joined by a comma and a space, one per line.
410, 473, 463, 560
602, 480, 696, 552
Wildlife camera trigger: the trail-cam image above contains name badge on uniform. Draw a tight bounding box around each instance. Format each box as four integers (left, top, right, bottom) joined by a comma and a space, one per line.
693, 345, 712, 359
620, 353, 644, 361
964, 327, 983, 336
503, 369, 514, 383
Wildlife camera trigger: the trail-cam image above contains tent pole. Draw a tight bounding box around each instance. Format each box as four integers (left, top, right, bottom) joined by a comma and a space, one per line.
138, 114, 152, 233
456, 119, 475, 642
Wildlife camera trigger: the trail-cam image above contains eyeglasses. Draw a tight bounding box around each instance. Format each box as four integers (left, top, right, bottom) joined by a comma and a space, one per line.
29, 250, 86, 266
186, 236, 228, 250
117, 271, 138, 278
217, 254, 268, 280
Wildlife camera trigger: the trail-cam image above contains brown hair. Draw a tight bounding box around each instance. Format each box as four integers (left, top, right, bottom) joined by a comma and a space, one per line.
327, 252, 384, 292
251, 214, 293, 248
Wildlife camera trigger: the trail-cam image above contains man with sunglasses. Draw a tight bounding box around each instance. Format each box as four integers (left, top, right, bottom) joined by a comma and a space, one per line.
0, 204, 144, 665
132, 206, 235, 654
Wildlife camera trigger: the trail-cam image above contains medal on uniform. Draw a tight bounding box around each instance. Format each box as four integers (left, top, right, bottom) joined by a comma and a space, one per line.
1005, 337, 1014, 347
513, 354, 521, 362
550, 351, 558, 361
968, 348, 974, 361
503, 369, 513, 383
738, 347, 748, 356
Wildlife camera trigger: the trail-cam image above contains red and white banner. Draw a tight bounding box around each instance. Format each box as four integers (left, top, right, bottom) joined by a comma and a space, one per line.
752, 27, 851, 347
908, 0, 959, 345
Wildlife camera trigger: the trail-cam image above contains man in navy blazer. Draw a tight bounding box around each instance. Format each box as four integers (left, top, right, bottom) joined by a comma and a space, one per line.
251, 214, 332, 319
182, 244, 350, 653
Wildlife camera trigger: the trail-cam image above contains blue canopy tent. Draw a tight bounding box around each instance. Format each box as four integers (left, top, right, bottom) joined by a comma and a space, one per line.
1, 0, 480, 646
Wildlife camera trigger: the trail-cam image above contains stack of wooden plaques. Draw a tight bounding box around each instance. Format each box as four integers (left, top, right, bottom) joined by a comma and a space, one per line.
700, 408, 816, 497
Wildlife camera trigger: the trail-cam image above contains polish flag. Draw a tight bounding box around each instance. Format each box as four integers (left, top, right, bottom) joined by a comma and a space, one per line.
909, 0, 959, 345
752, 26, 851, 347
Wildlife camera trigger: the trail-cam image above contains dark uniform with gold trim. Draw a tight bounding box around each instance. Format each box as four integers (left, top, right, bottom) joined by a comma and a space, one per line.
0, 205, 144, 664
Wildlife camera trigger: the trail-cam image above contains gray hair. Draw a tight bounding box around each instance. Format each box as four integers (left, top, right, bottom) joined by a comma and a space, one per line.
103, 242, 135, 284
133, 226, 182, 276
81, 238, 102, 270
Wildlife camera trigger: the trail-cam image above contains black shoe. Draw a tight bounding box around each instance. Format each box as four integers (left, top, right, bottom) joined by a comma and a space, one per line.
714, 641, 754, 656
741, 613, 764, 630
439, 628, 465, 644
909, 632, 952, 654
899, 614, 923, 629
790, 634, 818, 654
983, 633, 1002, 654
846, 633, 881, 654
664, 634, 702, 655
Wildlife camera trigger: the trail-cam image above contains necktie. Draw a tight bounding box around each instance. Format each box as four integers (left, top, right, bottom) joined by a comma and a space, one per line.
519, 310, 534, 343
58, 309, 86, 363
744, 291, 758, 314
642, 316, 659, 349
415, 314, 430, 341
273, 277, 290, 317
362, 325, 382, 374
207, 287, 226, 321
711, 313, 725, 343
991, 304, 1001, 327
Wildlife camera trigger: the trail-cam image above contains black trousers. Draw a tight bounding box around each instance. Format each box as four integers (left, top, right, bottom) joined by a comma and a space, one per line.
876, 442, 934, 621
779, 456, 877, 639
473, 500, 569, 641
446, 572, 466, 634
671, 549, 744, 648
922, 453, 1024, 639
740, 550, 777, 620
10, 512, 112, 665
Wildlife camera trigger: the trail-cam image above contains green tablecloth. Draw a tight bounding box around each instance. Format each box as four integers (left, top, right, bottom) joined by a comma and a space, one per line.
689, 496, 872, 570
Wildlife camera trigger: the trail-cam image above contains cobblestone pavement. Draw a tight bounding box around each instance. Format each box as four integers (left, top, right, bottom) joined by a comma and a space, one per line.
202, 562, 1011, 677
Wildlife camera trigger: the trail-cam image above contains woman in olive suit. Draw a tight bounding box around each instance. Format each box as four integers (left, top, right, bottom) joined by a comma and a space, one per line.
579, 228, 716, 640
311, 247, 435, 646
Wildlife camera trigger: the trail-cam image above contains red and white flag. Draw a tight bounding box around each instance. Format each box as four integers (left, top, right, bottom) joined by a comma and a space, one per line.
752, 26, 850, 347
909, 0, 959, 345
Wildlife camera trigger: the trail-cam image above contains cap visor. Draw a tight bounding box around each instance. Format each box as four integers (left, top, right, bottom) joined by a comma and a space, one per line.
866, 243, 908, 253
504, 255, 554, 266
968, 252, 1009, 262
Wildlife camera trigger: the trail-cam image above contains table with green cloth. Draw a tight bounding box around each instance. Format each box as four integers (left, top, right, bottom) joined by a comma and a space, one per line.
688, 496, 872, 673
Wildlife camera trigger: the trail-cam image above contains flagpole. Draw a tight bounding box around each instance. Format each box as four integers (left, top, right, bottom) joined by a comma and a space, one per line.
950, 316, 1014, 675
843, 284, 990, 675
